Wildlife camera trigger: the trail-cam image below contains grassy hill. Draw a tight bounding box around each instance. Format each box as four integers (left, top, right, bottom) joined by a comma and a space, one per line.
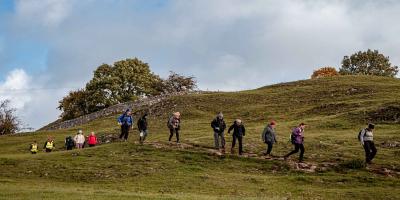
0, 76, 399, 200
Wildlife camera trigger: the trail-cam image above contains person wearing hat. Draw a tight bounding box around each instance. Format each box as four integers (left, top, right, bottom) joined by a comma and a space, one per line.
284, 123, 306, 162
261, 121, 277, 158
211, 112, 227, 152
74, 130, 85, 149
137, 113, 149, 144
118, 109, 134, 142
360, 123, 377, 164
228, 119, 246, 155
168, 112, 181, 143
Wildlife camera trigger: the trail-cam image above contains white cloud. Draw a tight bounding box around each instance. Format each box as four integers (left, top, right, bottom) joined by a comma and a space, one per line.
0, 69, 31, 109
15, 0, 74, 27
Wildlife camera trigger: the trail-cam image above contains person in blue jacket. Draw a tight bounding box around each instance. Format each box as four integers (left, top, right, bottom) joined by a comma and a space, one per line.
118, 109, 134, 142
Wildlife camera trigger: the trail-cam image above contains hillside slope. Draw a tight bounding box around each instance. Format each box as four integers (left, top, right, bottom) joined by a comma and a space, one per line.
0, 76, 399, 200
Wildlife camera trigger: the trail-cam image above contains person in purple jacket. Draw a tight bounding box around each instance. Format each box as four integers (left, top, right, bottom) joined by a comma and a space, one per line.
284, 123, 306, 162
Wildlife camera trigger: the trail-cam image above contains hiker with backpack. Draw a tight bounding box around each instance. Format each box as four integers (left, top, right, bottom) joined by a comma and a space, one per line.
359, 123, 377, 164
284, 123, 306, 162
65, 136, 75, 150
137, 113, 148, 144
30, 141, 38, 154
74, 130, 85, 149
211, 112, 226, 152
168, 112, 181, 144
261, 121, 277, 158
43, 137, 55, 152
88, 132, 98, 147
228, 119, 246, 155
118, 109, 134, 142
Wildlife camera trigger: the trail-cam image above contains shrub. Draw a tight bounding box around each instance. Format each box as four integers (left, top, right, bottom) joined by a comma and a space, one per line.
311, 67, 339, 79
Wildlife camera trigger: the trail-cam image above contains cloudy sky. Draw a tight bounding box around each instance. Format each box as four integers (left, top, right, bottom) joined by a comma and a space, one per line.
1, 0, 399, 129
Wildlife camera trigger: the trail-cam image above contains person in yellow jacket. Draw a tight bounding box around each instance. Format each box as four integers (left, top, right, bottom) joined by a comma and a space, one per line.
30, 141, 38, 154
43, 137, 55, 152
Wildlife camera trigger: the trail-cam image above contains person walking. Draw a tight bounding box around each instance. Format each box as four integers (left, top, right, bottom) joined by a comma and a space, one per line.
284, 123, 306, 162
261, 121, 277, 158
74, 130, 85, 149
228, 119, 246, 155
43, 137, 55, 153
118, 109, 134, 142
168, 112, 181, 144
137, 113, 148, 144
211, 112, 226, 152
30, 141, 38, 154
88, 132, 98, 147
65, 136, 75, 150
360, 123, 377, 164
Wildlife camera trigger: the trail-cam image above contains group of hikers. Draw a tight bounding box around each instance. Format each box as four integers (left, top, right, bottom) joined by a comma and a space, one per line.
30, 109, 378, 165
115, 109, 378, 164
29, 130, 98, 154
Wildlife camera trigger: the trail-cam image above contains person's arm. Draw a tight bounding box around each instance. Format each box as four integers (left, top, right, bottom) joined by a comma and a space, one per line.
228, 124, 234, 134
261, 127, 267, 142
273, 130, 277, 143
360, 129, 366, 145
211, 119, 216, 129
242, 126, 246, 136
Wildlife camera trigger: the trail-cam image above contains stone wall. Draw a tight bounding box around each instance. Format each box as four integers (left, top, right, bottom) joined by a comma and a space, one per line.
38, 92, 197, 131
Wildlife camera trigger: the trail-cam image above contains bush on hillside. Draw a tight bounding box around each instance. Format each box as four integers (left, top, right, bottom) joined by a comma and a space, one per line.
311, 67, 339, 79
58, 58, 197, 120
0, 100, 21, 135
339, 49, 399, 77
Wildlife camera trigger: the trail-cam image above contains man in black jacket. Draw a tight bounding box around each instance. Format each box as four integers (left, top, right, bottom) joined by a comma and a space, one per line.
211, 112, 227, 152
228, 119, 246, 155
137, 113, 148, 144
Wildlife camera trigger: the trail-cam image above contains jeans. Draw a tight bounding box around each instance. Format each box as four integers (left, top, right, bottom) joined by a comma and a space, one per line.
232, 135, 243, 155
214, 132, 225, 149
285, 143, 305, 161
363, 141, 377, 163
169, 128, 180, 143
120, 125, 130, 140
76, 143, 84, 149
266, 141, 273, 155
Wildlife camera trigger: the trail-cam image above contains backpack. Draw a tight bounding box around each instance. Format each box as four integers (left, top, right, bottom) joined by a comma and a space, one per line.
357, 129, 365, 141
167, 116, 172, 129
66, 136, 74, 147
289, 128, 296, 144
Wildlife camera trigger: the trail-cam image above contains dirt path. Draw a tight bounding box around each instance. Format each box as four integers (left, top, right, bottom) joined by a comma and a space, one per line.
141, 140, 400, 177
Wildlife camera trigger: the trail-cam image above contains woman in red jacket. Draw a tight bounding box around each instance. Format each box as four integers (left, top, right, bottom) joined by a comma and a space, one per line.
88, 132, 98, 147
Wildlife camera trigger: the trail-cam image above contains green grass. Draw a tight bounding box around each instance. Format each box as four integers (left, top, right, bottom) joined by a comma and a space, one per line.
0, 76, 399, 199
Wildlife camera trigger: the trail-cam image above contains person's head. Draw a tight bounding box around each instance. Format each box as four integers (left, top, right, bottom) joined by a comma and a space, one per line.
217, 112, 223, 119
270, 120, 276, 128
33, 140, 37, 143
127, 110, 132, 116
235, 119, 242, 125
174, 112, 181, 118
78, 129, 83, 135
143, 113, 148, 119
299, 123, 306, 129
368, 123, 375, 130
47, 136, 52, 141
90, 132, 95, 136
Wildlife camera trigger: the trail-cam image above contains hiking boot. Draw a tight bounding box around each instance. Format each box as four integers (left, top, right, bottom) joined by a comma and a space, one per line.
265, 155, 271, 159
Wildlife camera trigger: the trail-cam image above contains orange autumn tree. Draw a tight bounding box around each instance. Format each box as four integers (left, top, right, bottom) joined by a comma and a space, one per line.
311, 67, 339, 79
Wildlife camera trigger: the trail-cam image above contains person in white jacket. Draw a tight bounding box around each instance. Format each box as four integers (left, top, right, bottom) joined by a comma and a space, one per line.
360, 123, 377, 164
74, 130, 85, 149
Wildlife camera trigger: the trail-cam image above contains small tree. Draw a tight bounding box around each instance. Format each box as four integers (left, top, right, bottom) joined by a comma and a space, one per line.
311, 67, 339, 79
339, 49, 398, 77
58, 90, 88, 120
0, 100, 21, 135
162, 71, 197, 93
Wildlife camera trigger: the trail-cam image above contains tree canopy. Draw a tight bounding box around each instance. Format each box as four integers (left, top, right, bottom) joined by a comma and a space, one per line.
339, 49, 398, 77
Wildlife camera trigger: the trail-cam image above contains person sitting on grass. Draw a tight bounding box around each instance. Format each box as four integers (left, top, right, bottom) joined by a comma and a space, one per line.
261, 121, 277, 158
228, 119, 246, 155
30, 141, 38, 154
43, 137, 55, 153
